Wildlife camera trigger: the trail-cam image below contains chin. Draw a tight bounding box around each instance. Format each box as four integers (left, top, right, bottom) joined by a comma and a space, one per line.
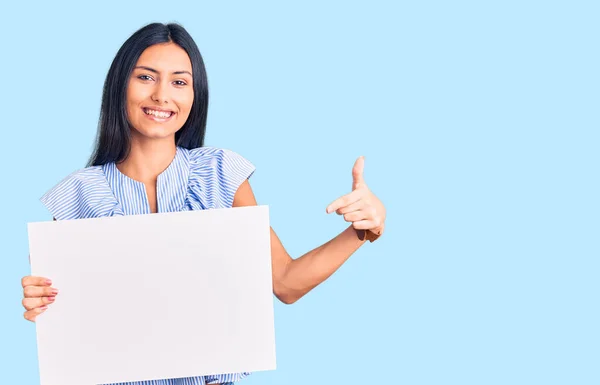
133, 125, 179, 140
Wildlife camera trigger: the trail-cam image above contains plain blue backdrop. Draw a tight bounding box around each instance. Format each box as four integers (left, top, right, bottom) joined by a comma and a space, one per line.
1, 1, 598, 384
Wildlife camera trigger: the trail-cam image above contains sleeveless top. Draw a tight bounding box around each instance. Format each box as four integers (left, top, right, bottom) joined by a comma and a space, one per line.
39, 146, 256, 385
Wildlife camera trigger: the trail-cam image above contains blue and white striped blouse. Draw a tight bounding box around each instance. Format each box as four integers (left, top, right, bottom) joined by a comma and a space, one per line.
39, 146, 256, 385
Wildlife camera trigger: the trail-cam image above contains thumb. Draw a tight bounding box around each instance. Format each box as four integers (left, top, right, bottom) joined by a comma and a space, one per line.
352, 156, 365, 190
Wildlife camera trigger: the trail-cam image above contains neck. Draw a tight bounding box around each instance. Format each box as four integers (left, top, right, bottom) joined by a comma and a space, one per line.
117, 135, 177, 184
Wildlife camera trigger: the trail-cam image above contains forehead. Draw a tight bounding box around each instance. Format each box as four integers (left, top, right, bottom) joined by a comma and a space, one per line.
136, 42, 192, 71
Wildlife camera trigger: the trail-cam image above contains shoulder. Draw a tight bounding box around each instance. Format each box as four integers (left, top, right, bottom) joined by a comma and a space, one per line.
40, 165, 119, 220
41, 166, 107, 199
187, 146, 255, 179
188, 146, 253, 165
51, 166, 106, 185
185, 146, 256, 209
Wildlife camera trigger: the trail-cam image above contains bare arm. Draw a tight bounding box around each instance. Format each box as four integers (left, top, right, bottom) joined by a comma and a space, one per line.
233, 179, 378, 304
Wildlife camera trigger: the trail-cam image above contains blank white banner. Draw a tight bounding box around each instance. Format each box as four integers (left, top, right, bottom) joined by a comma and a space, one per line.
28, 205, 276, 385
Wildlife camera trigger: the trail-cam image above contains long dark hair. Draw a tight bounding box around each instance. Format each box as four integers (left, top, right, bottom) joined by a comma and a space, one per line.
87, 22, 209, 167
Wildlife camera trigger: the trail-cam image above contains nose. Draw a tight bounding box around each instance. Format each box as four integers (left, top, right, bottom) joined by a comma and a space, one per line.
151, 81, 170, 104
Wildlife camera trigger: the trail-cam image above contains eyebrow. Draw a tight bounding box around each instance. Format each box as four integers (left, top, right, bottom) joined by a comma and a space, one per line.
134, 66, 192, 76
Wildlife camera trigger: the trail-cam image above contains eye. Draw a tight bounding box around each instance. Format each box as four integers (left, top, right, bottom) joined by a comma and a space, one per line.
173, 80, 188, 86
138, 75, 154, 81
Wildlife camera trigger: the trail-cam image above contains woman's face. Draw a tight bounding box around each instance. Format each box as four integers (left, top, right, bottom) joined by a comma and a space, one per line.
126, 42, 194, 141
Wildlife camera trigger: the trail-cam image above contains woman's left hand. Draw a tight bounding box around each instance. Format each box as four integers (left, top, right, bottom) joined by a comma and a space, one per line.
326, 156, 386, 240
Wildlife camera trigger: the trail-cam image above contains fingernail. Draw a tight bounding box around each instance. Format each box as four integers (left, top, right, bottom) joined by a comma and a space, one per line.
45, 279, 52, 285
51, 289, 59, 295
40, 306, 48, 311
48, 296, 55, 302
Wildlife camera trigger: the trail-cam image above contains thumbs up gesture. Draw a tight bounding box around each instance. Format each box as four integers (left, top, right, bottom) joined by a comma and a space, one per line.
326, 156, 386, 242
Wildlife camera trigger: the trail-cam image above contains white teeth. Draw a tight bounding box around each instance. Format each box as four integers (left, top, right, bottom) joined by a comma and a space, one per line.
144, 109, 172, 118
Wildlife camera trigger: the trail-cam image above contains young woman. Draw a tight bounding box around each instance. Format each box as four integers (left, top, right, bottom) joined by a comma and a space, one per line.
21, 22, 386, 385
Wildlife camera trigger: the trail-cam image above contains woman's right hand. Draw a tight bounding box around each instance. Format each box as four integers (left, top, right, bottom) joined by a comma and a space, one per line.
21, 276, 58, 322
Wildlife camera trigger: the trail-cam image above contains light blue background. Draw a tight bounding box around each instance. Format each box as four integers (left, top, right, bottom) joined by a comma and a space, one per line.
1, 1, 598, 384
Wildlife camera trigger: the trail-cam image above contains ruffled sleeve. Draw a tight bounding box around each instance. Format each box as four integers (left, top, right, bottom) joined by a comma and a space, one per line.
40, 166, 122, 220
186, 147, 256, 211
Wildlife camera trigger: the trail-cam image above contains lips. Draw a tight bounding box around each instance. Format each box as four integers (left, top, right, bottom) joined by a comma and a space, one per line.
143, 107, 175, 119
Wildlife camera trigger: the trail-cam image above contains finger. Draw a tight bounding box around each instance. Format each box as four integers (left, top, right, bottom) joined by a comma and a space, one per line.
326, 189, 364, 214
352, 219, 378, 230
336, 200, 365, 215
23, 285, 58, 298
352, 156, 365, 190
22, 296, 56, 311
343, 210, 369, 223
22, 276, 52, 288
23, 306, 48, 322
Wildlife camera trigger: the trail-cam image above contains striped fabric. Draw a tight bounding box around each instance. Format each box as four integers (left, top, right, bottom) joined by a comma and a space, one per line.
40, 146, 256, 385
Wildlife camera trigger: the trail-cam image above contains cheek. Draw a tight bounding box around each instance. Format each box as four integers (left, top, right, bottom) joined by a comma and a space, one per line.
125, 99, 138, 122
126, 82, 147, 118
126, 84, 136, 114
127, 82, 142, 104
178, 91, 195, 115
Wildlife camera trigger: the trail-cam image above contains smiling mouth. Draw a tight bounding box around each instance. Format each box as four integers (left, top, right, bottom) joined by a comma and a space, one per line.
143, 107, 175, 119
